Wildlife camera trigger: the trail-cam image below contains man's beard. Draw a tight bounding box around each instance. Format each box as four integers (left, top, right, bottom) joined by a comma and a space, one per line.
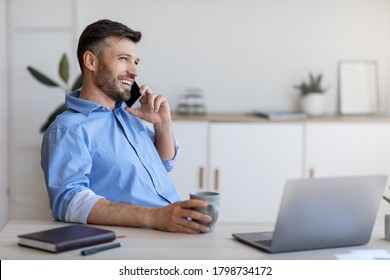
94, 60, 130, 102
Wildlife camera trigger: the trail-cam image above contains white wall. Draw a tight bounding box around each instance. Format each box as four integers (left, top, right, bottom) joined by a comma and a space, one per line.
0, 0, 9, 230
7, 0, 76, 221
5, 0, 390, 220
76, 0, 390, 114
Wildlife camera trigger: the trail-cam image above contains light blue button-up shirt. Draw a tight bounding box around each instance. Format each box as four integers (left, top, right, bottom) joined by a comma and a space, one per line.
41, 91, 181, 223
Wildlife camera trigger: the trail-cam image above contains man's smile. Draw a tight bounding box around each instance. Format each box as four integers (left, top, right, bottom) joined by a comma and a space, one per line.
119, 79, 133, 91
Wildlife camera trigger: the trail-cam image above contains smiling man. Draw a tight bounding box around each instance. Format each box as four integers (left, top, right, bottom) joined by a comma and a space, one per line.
41, 19, 211, 233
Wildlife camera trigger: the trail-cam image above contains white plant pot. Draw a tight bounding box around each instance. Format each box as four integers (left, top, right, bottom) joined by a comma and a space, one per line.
300, 93, 325, 116
385, 214, 390, 241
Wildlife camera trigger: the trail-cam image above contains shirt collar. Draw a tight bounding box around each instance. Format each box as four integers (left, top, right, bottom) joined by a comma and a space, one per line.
66, 90, 126, 116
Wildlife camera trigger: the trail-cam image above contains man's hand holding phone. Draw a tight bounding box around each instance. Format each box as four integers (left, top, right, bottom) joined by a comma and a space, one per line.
125, 83, 172, 126
125, 83, 175, 161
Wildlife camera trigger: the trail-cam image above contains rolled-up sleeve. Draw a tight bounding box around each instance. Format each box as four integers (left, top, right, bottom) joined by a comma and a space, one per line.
65, 189, 104, 223
41, 127, 104, 222
161, 140, 180, 172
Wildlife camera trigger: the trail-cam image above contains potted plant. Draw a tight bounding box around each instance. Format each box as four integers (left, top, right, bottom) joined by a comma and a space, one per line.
384, 190, 390, 241
294, 72, 328, 116
27, 53, 82, 132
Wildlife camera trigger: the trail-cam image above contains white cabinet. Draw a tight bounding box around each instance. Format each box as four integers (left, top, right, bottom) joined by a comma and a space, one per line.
171, 121, 304, 222
209, 123, 304, 222
305, 122, 390, 226
170, 121, 209, 200
305, 122, 390, 177
172, 119, 390, 224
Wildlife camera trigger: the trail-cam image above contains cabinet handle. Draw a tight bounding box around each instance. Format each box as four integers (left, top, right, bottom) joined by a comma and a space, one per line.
214, 169, 219, 192
198, 167, 204, 189
309, 168, 315, 178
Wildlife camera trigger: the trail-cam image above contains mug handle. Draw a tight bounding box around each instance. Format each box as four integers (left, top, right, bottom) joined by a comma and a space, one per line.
207, 204, 218, 227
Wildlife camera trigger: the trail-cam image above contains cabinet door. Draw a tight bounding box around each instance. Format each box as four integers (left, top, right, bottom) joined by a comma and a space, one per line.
305, 122, 390, 226
209, 123, 304, 222
305, 123, 390, 177
170, 121, 209, 200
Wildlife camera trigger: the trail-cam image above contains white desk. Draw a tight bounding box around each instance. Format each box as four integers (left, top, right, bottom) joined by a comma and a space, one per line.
0, 220, 389, 260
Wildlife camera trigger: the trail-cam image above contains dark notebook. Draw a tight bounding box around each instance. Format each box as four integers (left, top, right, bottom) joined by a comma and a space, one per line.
252, 111, 307, 120
18, 225, 116, 253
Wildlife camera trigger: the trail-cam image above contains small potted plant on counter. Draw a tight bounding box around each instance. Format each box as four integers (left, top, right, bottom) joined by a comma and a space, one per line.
294, 72, 328, 116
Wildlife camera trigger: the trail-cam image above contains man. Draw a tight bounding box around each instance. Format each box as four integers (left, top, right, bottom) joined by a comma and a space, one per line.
41, 19, 211, 233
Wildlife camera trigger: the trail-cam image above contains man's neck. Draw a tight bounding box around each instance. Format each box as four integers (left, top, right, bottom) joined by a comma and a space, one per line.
79, 84, 116, 110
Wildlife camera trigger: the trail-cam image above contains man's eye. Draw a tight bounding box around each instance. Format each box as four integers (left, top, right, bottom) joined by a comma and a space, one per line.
120, 57, 127, 61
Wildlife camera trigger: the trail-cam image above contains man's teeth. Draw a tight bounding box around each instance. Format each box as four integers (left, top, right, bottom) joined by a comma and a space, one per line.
120, 80, 132, 85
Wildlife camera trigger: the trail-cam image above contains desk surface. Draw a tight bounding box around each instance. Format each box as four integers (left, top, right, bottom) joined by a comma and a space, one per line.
1, 220, 389, 260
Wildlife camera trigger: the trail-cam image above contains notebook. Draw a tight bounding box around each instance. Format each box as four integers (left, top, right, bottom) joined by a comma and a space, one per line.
232, 175, 387, 253
252, 111, 307, 120
18, 224, 116, 253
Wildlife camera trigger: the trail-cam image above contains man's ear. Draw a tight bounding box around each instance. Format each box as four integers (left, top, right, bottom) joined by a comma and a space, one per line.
83, 51, 98, 72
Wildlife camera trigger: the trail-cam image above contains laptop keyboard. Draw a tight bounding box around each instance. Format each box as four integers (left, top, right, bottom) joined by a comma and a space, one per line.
254, 239, 272, 247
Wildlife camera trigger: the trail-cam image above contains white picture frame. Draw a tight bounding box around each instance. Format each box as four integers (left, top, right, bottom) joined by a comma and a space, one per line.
338, 60, 379, 115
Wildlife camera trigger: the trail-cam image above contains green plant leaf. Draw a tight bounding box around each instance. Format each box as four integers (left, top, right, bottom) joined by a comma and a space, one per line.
59, 53, 69, 84
294, 72, 327, 96
40, 103, 67, 133
71, 74, 83, 91
27, 66, 60, 87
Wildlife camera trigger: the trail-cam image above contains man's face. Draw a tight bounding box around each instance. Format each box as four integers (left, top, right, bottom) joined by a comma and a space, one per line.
94, 37, 140, 102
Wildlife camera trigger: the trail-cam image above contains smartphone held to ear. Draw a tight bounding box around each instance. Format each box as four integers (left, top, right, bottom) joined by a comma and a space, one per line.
125, 81, 141, 107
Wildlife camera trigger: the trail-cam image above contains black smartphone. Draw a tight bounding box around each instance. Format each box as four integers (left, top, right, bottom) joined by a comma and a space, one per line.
125, 81, 141, 107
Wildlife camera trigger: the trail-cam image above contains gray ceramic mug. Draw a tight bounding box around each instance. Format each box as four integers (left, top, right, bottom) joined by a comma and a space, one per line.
190, 191, 220, 232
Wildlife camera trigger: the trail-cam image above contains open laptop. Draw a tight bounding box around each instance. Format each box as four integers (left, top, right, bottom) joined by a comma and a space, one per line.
232, 175, 387, 253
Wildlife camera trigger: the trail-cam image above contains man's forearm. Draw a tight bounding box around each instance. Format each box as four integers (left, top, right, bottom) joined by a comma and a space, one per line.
87, 197, 213, 233
87, 199, 155, 228
154, 121, 175, 161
